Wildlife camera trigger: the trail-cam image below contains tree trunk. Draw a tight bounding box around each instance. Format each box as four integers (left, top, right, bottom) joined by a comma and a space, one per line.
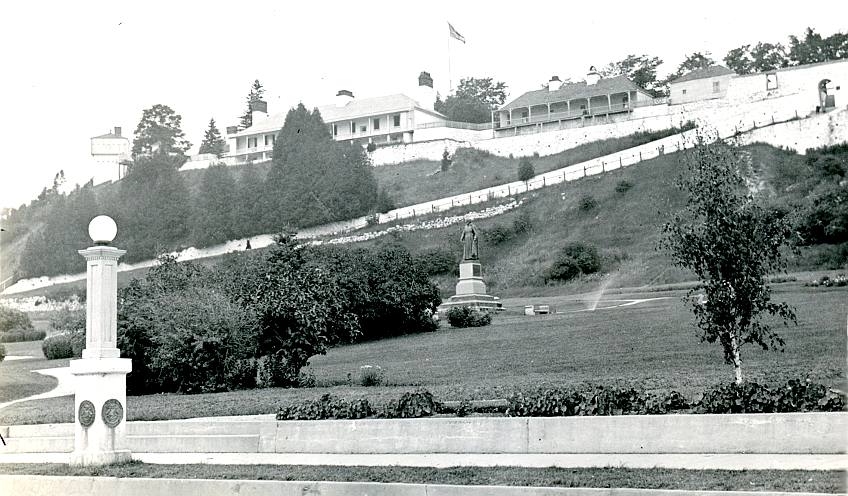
730, 332, 743, 384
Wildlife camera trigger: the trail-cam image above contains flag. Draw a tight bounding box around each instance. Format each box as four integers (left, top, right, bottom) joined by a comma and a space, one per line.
448, 22, 465, 44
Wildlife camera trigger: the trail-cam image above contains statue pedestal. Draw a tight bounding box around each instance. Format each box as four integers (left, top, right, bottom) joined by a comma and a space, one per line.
440, 261, 502, 313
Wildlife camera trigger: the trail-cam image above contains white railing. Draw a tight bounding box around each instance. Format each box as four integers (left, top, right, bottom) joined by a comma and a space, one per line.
416, 121, 493, 131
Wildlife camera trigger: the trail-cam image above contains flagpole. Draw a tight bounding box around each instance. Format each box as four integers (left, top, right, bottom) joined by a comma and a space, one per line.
447, 22, 452, 93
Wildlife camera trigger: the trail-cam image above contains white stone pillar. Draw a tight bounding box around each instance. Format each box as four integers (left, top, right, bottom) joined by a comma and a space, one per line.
70, 216, 132, 466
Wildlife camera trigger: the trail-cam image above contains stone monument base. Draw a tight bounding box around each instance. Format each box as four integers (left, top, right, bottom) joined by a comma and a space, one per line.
70, 356, 132, 466
439, 261, 503, 313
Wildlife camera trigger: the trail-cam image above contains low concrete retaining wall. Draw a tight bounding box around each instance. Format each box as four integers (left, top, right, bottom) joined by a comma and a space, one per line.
2, 412, 845, 455
0, 476, 838, 496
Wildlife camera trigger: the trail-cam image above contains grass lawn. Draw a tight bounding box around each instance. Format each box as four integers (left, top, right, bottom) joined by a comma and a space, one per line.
1, 286, 844, 425
0, 341, 63, 403
0, 463, 841, 492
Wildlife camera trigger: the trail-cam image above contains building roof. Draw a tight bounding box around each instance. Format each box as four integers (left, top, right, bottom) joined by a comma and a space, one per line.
233, 94, 445, 137
670, 65, 735, 84
91, 132, 127, 140
500, 76, 646, 112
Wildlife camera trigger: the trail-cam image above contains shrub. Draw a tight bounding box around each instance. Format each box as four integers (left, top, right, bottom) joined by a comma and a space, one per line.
517, 158, 535, 182
375, 189, 395, 213
0, 306, 34, 333
545, 242, 601, 282
455, 398, 473, 417
447, 306, 492, 328
415, 248, 456, 276
0, 329, 46, 343
579, 195, 597, 211
142, 287, 259, 393
366, 142, 377, 152
42, 330, 83, 360
615, 180, 633, 194
50, 308, 85, 333
506, 387, 691, 417
0, 343, 5, 362
512, 210, 533, 235
484, 224, 514, 245
382, 389, 441, 418
277, 393, 373, 420
359, 365, 384, 387
697, 379, 845, 413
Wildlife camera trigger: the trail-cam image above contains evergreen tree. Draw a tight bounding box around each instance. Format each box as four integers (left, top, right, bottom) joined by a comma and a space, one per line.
192, 164, 238, 247
198, 118, 227, 158
116, 153, 191, 262
265, 104, 377, 228
239, 80, 265, 129
235, 164, 269, 236
131, 104, 192, 163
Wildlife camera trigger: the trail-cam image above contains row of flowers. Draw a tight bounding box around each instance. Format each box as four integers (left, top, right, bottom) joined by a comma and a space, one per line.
310, 198, 524, 247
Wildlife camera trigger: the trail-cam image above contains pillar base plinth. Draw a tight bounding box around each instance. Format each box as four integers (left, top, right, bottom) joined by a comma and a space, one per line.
70, 450, 132, 467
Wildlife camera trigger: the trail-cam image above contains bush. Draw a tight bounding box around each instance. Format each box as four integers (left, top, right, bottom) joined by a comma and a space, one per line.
447, 306, 492, 328
415, 248, 456, 276
42, 330, 83, 360
50, 308, 85, 333
146, 287, 260, 394
0, 343, 5, 362
0, 329, 46, 343
359, 365, 384, 387
545, 242, 602, 282
366, 142, 377, 152
0, 306, 34, 333
441, 150, 452, 172
697, 379, 845, 413
615, 180, 633, 194
484, 224, 514, 245
382, 389, 441, 418
506, 387, 690, 417
579, 195, 597, 211
512, 210, 533, 235
517, 158, 535, 182
277, 393, 373, 420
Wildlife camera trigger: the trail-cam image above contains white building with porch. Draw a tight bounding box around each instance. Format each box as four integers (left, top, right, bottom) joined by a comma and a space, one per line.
224, 72, 447, 165
494, 68, 655, 137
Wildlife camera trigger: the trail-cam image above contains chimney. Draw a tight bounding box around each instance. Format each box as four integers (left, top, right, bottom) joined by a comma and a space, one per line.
416, 71, 436, 110
113, 126, 122, 137
336, 89, 354, 107
250, 100, 268, 125
586, 66, 601, 86
548, 76, 562, 92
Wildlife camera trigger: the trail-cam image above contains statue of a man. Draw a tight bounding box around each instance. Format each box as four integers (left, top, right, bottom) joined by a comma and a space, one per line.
460, 221, 479, 261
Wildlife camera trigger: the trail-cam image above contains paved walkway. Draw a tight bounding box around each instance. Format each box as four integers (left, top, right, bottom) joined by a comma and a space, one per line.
0, 452, 845, 470
0, 366, 73, 411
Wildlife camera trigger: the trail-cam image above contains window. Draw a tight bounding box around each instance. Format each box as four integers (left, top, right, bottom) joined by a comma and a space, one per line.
712, 81, 720, 93
373, 118, 380, 131
360, 125, 367, 133
332, 124, 338, 136
682, 89, 687, 95
350, 122, 356, 134
766, 73, 778, 91
264, 134, 275, 146
393, 114, 401, 127
248, 137, 257, 148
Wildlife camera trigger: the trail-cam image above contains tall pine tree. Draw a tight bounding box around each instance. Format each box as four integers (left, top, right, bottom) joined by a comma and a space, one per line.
264, 104, 377, 228
239, 80, 265, 129
192, 164, 237, 246
198, 118, 227, 157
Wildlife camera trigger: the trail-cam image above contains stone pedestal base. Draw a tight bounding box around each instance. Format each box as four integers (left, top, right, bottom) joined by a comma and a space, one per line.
440, 261, 503, 313
70, 357, 132, 466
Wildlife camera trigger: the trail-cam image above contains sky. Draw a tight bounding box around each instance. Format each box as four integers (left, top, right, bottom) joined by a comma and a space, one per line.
1, 0, 846, 209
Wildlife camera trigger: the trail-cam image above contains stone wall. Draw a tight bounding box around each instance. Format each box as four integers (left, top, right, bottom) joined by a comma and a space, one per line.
735, 107, 848, 153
